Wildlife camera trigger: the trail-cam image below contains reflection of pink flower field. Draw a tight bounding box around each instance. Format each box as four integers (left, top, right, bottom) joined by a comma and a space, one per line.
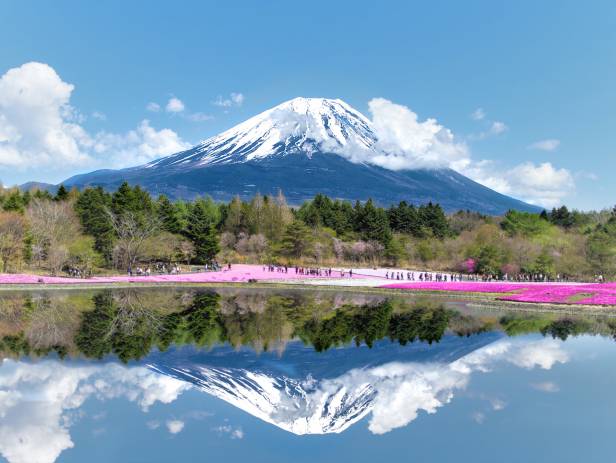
381, 281, 616, 306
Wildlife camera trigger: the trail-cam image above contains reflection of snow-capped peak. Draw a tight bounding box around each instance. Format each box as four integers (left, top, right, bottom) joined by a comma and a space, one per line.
147, 364, 375, 435
147, 337, 570, 436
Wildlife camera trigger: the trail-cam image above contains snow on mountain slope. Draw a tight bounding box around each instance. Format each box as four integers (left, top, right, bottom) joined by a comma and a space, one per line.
148, 364, 375, 435
145, 97, 377, 169
144, 334, 510, 435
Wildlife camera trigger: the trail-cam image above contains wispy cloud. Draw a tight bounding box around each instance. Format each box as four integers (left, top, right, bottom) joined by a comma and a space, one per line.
471, 107, 486, 121
528, 139, 560, 151
146, 102, 161, 112
531, 381, 560, 393
213, 424, 244, 439
212, 92, 244, 108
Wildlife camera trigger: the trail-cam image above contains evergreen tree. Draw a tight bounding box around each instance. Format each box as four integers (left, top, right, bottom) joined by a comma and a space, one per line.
186, 200, 220, 263
2, 191, 25, 213
355, 199, 392, 244
54, 184, 69, 201
74, 187, 114, 262
418, 202, 449, 238
157, 195, 182, 234
278, 220, 313, 259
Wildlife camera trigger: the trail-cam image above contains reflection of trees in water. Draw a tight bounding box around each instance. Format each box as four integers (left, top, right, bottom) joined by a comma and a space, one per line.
4, 288, 616, 362
25, 295, 80, 353
0, 293, 28, 336
500, 313, 616, 341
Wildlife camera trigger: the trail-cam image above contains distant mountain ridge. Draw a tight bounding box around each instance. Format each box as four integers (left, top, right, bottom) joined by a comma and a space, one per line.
44, 97, 540, 214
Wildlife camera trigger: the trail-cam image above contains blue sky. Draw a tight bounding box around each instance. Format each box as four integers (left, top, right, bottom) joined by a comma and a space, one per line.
1, 0, 615, 209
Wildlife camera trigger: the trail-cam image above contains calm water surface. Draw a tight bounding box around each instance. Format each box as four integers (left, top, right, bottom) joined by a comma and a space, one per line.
0, 287, 614, 463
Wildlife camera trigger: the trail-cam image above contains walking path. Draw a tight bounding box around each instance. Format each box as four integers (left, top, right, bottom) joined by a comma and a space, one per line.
1, 265, 615, 306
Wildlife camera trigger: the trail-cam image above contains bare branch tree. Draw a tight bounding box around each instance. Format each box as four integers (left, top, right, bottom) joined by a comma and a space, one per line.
106, 208, 160, 270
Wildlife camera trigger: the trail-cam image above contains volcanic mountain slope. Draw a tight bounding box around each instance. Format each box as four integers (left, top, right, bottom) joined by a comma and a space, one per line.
146, 333, 501, 435
61, 97, 541, 214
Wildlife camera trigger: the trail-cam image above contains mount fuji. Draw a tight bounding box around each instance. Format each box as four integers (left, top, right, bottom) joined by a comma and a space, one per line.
61, 97, 541, 214
145, 333, 502, 435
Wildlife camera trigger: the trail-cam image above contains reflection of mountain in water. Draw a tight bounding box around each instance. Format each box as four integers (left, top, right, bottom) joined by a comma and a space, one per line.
148, 333, 502, 434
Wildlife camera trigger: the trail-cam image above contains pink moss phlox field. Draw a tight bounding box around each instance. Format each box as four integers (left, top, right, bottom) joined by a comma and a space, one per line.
381, 281, 616, 306
0, 265, 358, 285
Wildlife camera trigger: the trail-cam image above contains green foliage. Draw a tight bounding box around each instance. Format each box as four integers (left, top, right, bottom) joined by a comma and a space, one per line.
278, 220, 314, 259
54, 185, 69, 201
2, 191, 26, 213
501, 210, 552, 237
474, 244, 504, 275
186, 200, 220, 264
74, 187, 114, 262
157, 195, 183, 234
354, 199, 392, 244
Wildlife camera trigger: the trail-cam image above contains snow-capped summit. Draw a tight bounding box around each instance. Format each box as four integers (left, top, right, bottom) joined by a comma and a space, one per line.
146, 97, 377, 169
60, 97, 542, 213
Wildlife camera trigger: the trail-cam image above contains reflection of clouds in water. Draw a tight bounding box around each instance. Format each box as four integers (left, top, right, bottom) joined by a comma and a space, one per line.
0, 360, 190, 463
320, 338, 568, 435
0, 337, 569, 462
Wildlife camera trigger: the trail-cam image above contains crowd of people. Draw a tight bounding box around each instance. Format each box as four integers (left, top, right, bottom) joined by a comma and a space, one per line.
262, 265, 356, 278
113, 262, 605, 284
128, 263, 184, 276
65, 267, 92, 279
385, 271, 465, 282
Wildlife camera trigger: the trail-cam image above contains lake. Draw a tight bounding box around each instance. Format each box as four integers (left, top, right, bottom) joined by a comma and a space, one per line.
0, 286, 615, 463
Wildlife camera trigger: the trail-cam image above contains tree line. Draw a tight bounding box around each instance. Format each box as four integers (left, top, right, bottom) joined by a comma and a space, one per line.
0, 183, 616, 279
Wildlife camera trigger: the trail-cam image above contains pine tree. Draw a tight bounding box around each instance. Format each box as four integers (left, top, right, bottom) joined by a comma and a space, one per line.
356, 199, 392, 244
186, 201, 220, 263
157, 195, 182, 234
55, 184, 69, 201
278, 220, 313, 259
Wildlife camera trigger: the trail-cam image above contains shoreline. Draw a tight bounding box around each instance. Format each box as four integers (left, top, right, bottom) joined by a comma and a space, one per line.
1, 277, 616, 314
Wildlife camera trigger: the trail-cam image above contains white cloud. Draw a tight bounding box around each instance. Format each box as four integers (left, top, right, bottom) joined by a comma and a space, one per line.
0, 62, 91, 171
459, 160, 575, 207
528, 139, 560, 151
0, 359, 191, 463
165, 97, 185, 113
471, 108, 486, 121
213, 92, 244, 108
146, 102, 161, 112
186, 112, 213, 122
469, 120, 508, 140
361, 97, 469, 170
363, 338, 568, 434
146, 420, 160, 430
92, 119, 189, 167
91, 111, 106, 121
471, 411, 486, 424
489, 121, 508, 135
531, 381, 560, 393
0, 62, 190, 184
166, 420, 185, 434
213, 424, 244, 439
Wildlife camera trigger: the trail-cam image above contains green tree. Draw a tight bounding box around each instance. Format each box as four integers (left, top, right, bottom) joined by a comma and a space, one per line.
186, 200, 220, 264
278, 220, 313, 259
54, 185, 69, 201
157, 195, 183, 234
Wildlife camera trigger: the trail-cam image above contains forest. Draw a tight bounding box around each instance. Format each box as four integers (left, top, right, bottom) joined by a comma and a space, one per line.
0, 182, 615, 280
